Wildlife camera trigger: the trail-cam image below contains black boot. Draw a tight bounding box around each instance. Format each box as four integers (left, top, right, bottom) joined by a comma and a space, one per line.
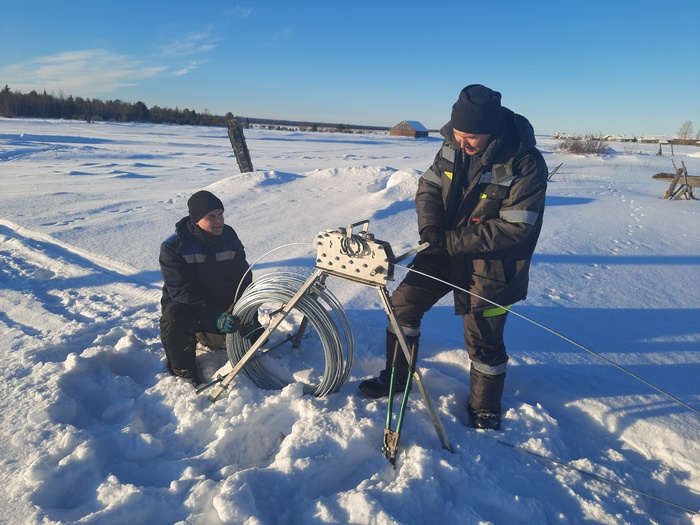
171, 367, 202, 387
467, 366, 506, 430
359, 329, 418, 398
358, 375, 402, 398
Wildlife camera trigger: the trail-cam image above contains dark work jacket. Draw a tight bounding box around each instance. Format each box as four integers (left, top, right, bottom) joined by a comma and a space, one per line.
159, 216, 252, 331
416, 108, 548, 313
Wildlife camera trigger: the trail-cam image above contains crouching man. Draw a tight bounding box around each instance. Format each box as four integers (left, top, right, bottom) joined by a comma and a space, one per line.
159, 190, 252, 385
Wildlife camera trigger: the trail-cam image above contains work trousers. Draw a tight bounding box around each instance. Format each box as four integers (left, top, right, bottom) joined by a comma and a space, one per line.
386, 254, 509, 411
159, 302, 225, 374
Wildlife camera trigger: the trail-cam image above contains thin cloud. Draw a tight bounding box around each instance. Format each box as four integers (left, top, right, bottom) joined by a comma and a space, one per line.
0, 24, 221, 97
173, 60, 206, 76
159, 28, 220, 57
226, 6, 252, 18
272, 27, 294, 41
0, 49, 167, 96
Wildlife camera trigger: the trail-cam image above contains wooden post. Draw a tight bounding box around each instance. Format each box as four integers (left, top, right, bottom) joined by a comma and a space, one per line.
665, 160, 696, 200
676, 161, 695, 200
664, 160, 682, 199
226, 117, 254, 173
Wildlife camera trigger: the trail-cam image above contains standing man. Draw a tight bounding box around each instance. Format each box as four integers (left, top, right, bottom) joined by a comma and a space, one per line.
159, 190, 252, 385
360, 84, 548, 430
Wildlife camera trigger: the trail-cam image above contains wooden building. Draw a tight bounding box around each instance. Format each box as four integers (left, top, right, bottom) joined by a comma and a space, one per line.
390, 120, 429, 138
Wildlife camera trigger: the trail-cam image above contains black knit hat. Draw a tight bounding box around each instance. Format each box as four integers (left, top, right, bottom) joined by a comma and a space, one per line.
188, 190, 224, 224
451, 84, 503, 134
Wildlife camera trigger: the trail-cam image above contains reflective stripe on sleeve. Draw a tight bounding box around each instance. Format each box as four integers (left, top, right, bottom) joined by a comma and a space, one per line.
216, 250, 237, 262
420, 167, 442, 185
183, 253, 206, 264
500, 209, 539, 224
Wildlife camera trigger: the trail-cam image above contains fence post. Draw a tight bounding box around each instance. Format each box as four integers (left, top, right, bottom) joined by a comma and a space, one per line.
226, 117, 254, 173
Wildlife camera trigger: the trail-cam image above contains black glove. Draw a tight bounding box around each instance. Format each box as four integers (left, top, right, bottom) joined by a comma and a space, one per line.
216, 312, 241, 333
420, 226, 447, 254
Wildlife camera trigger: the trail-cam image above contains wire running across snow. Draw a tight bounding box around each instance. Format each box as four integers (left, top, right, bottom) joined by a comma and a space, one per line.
399, 264, 700, 419
236, 240, 698, 418
225, 239, 698, 516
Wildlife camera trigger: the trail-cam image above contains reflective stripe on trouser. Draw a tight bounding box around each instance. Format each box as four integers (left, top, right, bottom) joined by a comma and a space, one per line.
464, 309, 508, 412
387, 323, 420, 337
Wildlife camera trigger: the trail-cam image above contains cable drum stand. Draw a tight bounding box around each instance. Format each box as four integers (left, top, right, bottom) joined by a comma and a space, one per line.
206, 220, 453, 462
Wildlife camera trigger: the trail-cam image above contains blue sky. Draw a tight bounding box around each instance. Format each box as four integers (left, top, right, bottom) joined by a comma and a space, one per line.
1, 1, 698, 136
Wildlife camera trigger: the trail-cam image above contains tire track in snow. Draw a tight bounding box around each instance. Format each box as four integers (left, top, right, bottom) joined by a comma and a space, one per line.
0, 221, 161, 347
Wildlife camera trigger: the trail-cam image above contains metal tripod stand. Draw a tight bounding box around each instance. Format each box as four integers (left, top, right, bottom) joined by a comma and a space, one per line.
207, 220, 453, 460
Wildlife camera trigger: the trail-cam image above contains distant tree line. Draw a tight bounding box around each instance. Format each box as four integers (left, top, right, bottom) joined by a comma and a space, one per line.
0, 85, 229, 126
0, 85, 389, 134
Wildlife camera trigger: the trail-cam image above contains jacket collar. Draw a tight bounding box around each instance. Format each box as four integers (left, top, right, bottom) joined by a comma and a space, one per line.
176, 216, 225, 245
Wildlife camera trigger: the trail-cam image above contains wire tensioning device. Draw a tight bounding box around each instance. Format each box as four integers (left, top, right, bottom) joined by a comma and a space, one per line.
206, 220, 453, 462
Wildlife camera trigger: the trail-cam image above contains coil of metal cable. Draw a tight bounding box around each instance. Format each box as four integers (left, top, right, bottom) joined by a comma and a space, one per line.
226, 272, 354, 397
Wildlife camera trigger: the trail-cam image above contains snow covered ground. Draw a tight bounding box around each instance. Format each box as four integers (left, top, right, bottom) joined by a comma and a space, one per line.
1, 118, 699, 524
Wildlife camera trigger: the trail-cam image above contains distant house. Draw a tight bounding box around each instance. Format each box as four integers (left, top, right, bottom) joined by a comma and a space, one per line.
671, 138, 700, 146
390, 120, 429, 138
639, 135, 671, 144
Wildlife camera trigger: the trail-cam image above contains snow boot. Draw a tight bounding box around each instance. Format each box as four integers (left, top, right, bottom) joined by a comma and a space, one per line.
359, 329, 418, 398
171, 367, 202, 387
358, 375, 403, 399
467, 404, 501, 430
467, 366, 506, 430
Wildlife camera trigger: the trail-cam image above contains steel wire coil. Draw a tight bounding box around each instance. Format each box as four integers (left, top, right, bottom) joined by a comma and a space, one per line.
226, 272, 354, 396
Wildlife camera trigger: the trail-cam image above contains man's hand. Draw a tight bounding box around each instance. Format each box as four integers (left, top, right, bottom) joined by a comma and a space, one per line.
217, 312, 241, 333
420, 226, 447, 254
